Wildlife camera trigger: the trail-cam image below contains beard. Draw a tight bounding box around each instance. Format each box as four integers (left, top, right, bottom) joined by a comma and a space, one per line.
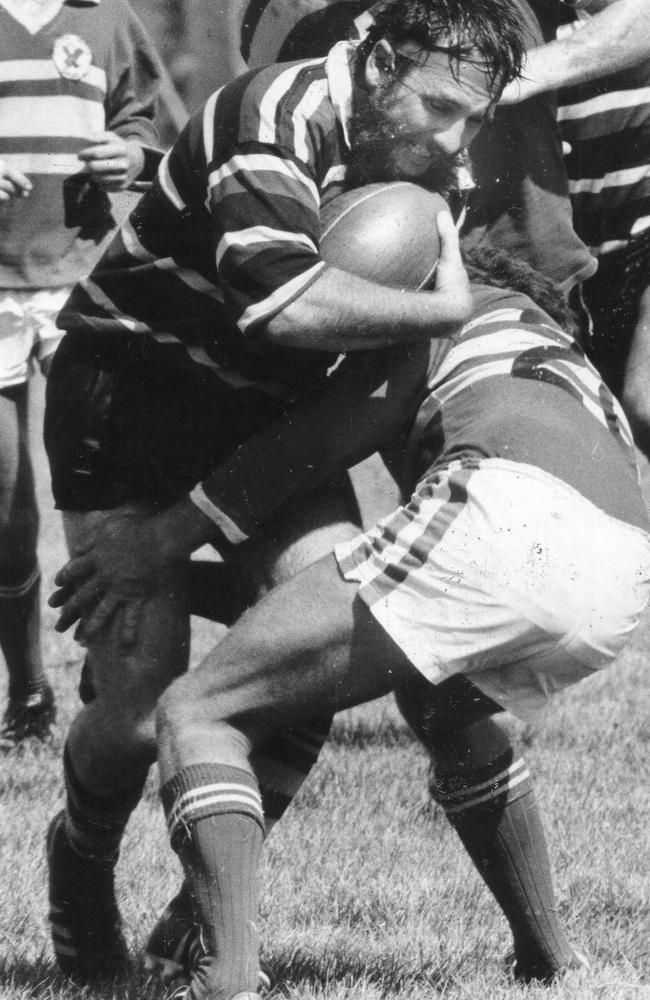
348, 88, 461, 193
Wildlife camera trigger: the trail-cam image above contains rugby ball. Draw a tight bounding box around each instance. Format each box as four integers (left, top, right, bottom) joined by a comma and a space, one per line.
320, 182, 446, 290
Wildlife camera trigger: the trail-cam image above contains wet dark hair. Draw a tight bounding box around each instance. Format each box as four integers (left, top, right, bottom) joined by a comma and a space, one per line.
357, 0, 526, 97
463, 245, 579, 335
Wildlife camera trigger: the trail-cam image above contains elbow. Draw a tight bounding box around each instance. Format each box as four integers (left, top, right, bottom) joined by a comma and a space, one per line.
255, 298, 323, 350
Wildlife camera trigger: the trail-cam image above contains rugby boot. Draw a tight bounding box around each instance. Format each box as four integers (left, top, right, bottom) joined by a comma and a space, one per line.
46, 809, 130, 981
1, 684, 55, 746
146, 884, 273, 993
505, 944, 591, 983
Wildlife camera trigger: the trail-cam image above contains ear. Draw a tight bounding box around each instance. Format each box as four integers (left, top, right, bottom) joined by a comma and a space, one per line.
364, 38, 397, 91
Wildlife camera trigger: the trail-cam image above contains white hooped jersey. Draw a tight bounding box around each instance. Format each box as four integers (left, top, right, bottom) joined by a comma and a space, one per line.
407, 285, 647, 531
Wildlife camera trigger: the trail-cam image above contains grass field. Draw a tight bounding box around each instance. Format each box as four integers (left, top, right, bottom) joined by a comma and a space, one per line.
1, 376, 649, 1000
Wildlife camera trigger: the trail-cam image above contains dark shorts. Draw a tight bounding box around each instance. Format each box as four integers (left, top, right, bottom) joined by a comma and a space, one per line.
45, 332, 287, 511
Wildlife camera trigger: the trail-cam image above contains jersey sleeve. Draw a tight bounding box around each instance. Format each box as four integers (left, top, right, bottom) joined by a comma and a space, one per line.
188, 347, 429, 545
209, 141, 326, 336
104, 0, 164, 177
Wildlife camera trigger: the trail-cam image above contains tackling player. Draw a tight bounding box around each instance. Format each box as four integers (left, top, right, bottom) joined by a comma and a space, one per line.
149, 249, 650, 1000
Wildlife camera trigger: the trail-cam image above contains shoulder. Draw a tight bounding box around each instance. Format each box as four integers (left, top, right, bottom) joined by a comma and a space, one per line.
232, 59, 335, 145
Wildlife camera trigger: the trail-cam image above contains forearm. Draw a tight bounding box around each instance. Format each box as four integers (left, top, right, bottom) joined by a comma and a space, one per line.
263, 266, 469, 351
155, 344, 431, 558
500, 0, 650, 104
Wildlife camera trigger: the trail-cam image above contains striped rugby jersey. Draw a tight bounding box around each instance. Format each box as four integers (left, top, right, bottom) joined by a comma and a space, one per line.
232, 0, 596, 290
58, 42, 358, 397
557, 15, 650, 255
0, 0, 161, 288
408, 285, 648, 530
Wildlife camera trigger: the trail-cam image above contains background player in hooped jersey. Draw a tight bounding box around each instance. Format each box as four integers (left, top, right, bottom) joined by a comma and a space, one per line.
0, 0, 164, 745
42, 0, 528, 984
139, 248, 650, 1000
555, 0, 650, 458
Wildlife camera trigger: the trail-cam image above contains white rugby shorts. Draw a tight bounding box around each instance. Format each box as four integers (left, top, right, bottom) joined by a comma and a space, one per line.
0, 288, 69, 387
335, 457, 650, 721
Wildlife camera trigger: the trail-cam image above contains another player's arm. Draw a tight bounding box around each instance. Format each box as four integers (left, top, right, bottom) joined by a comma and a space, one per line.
499, 0, 650, 104
78, 0, 165, 190
50, 340, 431, 637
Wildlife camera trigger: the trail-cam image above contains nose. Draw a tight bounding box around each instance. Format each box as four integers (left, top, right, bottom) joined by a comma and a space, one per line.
431, 119, 469, 157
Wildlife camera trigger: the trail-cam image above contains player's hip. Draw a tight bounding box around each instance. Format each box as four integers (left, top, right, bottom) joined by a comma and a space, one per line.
44, 331, 286, 511
335, 457, 650, 719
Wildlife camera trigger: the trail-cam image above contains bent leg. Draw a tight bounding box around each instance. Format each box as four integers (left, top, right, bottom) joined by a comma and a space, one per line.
155, 551, 418, 1000
397, 676, 577, 983
145, 478, 367, 985
158, 549, 415, 775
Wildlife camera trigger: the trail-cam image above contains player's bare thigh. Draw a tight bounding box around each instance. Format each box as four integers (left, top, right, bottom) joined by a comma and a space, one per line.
157, 548, 419, 774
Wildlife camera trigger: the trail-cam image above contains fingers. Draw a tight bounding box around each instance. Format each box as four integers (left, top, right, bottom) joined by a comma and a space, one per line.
78, 593, 125, 641
48, 583, 76, 610
0, 159, 33, 201
53, 554, 96, 590
52, 577, 103, 633
78, 133, 130, 189
431, 210, 471, 329
436, 210, 462, 263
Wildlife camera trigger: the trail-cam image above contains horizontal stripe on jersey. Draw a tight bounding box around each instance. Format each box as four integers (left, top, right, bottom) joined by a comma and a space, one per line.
0, 0, 161, 288
58, 44, 357, 397
557, 19, 650, 252
408, 286, 646, 530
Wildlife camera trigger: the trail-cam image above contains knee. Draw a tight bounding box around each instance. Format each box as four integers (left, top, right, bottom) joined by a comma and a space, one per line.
156, 674, 252, 770
156, 674, 207, 745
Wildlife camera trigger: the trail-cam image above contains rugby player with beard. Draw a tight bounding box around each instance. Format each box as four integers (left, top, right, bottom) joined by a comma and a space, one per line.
42, 0, 526, 988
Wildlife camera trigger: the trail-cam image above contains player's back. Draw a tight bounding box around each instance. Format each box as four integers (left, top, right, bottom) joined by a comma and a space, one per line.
409, 284, 648, 531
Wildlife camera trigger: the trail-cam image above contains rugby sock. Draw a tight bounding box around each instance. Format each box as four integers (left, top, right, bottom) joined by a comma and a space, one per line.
161, 763, 265, 1000
153, 721, 332, 960
0, 565, 47, 697
430, 751, 575, 979
63, 744, 145, 862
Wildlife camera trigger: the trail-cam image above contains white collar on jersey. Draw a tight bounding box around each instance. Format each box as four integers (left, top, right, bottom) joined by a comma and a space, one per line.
1, 0, 99, 34
325, 41, 357, 150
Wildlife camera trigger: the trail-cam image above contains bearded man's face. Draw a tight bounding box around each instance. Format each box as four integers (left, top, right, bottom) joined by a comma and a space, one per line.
349, 40, 493, 188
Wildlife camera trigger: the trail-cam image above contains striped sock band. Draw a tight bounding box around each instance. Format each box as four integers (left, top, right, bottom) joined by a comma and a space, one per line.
161, 763, 265, 851
0, 563, 40, 599
430, 755, 532, 816
431, 751, 574, 975
161, 764, 265, 998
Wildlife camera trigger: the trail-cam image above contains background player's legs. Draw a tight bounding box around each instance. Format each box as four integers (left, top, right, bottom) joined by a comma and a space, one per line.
396, 676, 580, 983
0, 381, 54, 745
156, 551, 417, 1000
